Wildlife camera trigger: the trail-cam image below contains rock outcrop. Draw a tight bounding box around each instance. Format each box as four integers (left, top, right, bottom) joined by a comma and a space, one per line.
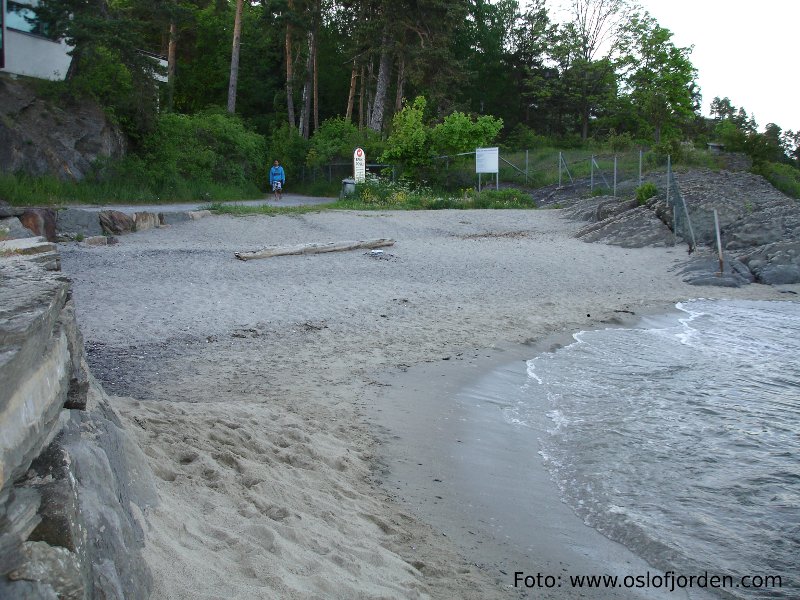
0, 239, 155, 599
0, 76, 127, 181
561, 169, 800, 286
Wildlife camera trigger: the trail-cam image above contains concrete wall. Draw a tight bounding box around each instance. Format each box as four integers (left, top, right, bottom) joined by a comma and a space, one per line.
1, 14, 72, 81
0, 243, 155, 599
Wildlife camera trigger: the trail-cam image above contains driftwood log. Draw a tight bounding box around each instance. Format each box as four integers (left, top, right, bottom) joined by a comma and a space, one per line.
234, 238, 395, 261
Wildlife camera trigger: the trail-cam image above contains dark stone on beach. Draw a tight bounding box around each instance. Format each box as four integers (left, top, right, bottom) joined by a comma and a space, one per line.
56, 209, 102, 237
0, 201, 24, 219
98, 210, 134, 235
738, 241, 800, 285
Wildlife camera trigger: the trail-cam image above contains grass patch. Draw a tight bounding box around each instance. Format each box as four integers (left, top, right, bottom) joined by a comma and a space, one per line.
0, 173, 263, 206
752, 162, 800, 200
205, 202, 330, 216
636, 182, 658, 205
335, 178, 536, 210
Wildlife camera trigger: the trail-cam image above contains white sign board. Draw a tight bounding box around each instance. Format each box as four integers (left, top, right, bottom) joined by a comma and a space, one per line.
353, 147, 366, 183
475, 147, 499, 174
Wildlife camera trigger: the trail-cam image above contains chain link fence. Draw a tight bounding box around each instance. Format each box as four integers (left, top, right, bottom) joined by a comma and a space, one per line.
299, 148, 719, 254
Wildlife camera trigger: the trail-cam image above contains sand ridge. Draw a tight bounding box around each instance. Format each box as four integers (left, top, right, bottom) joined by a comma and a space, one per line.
60, 209, 793, 599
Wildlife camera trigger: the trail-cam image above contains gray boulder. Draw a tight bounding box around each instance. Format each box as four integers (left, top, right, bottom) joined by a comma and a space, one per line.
56, 209, 102, 238
0, 217, 35, 241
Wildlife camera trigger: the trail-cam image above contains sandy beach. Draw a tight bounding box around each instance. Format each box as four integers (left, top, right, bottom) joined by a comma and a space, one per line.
59, 208, 793, 599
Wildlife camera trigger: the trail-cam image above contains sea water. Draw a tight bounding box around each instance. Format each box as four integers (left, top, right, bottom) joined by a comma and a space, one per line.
515, 300, 799, 599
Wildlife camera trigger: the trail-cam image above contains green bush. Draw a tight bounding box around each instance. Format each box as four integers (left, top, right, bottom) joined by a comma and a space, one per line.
753, 161, 800, 199
380, 96, 503, 180
608, 131, 634, 152
501, 124, 550, 151
139, 110, 266, 189
636, 181, 658, 204
430, 111, 503, 157
380, 97, 431, 177
306, 117, 386, 169
266, 123, 310, 181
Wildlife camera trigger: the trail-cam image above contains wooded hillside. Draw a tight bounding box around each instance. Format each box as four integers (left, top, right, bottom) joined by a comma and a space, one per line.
13, 0, 799, 200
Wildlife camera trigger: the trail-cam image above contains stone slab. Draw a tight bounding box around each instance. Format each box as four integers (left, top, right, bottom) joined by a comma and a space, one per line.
0, 237, 56, 257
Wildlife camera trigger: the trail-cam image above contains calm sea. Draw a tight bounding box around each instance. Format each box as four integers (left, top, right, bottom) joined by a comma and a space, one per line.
515, 300, 799, 599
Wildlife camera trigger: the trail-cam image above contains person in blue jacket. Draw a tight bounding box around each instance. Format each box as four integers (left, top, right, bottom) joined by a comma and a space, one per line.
269, 160, 286, 200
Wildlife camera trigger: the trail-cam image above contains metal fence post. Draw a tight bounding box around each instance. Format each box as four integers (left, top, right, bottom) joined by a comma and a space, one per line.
590, 155, 595, 193
525, 150, 529, 186
613, 156, 617, 198
639, 149, 643, 187
713, 209, 724, 274
667, 155, 672, 206
558, 152, 562, 187
673, 206, 678, 246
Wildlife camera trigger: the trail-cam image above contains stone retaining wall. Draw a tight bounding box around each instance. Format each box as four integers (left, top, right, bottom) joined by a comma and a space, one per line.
0, 244, 155, 599
2, 205, 202, 243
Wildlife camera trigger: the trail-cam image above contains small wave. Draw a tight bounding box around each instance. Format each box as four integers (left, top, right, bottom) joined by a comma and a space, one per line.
526, 299, 800, 598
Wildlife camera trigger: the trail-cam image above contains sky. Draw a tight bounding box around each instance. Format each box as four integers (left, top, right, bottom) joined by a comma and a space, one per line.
639, 0, 799, 132
538, 0, 799, 132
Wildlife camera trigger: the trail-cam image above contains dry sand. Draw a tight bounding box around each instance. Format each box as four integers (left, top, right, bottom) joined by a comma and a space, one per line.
59, 208, 793, 599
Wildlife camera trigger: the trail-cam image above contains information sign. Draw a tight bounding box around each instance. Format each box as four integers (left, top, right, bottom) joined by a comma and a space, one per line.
475, 147, 499, 174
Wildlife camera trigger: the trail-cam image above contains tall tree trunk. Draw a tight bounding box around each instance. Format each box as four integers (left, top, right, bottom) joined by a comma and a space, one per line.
394, 55, 405, 111
358, 64, 366, 130
345, 60, 357, 122
285, 0, 296, 128
166, 21, 177, 112
299, 30, 314, 139
368, 31, 392, 133
581, 105, 589, 140
312, 7, 319, 133
366, 59, 374, 125
227, 0, 244, 114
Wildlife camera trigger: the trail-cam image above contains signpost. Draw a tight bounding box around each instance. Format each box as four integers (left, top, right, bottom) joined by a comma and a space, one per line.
475, 147, 499, 190
353, 147, 366, 183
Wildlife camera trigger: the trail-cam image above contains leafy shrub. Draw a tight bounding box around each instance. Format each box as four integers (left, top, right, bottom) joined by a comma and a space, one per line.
430, 111, 503, 156
501, 124, 550, 151
608, 131, 634, 152
380, 97, 431, 176
139, 110, 266, 189
636, 181, 658, 204
380, 96, 504, 181
306, 117, 386, 169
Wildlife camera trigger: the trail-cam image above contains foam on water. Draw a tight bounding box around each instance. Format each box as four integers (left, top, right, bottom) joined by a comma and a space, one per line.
523, 300, 800, 599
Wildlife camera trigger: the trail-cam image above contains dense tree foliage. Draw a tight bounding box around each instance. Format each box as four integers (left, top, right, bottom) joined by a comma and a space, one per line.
34, 0, 797, 190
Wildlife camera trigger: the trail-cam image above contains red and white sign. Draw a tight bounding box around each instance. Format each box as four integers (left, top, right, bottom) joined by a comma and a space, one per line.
354, 147, 366, 183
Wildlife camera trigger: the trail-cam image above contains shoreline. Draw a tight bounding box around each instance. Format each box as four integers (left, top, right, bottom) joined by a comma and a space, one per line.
58, 209, 796, 598
366, 305, 699, 599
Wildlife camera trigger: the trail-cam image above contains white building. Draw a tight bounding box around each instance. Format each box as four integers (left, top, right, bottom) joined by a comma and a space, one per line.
1, 0, 72, 80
